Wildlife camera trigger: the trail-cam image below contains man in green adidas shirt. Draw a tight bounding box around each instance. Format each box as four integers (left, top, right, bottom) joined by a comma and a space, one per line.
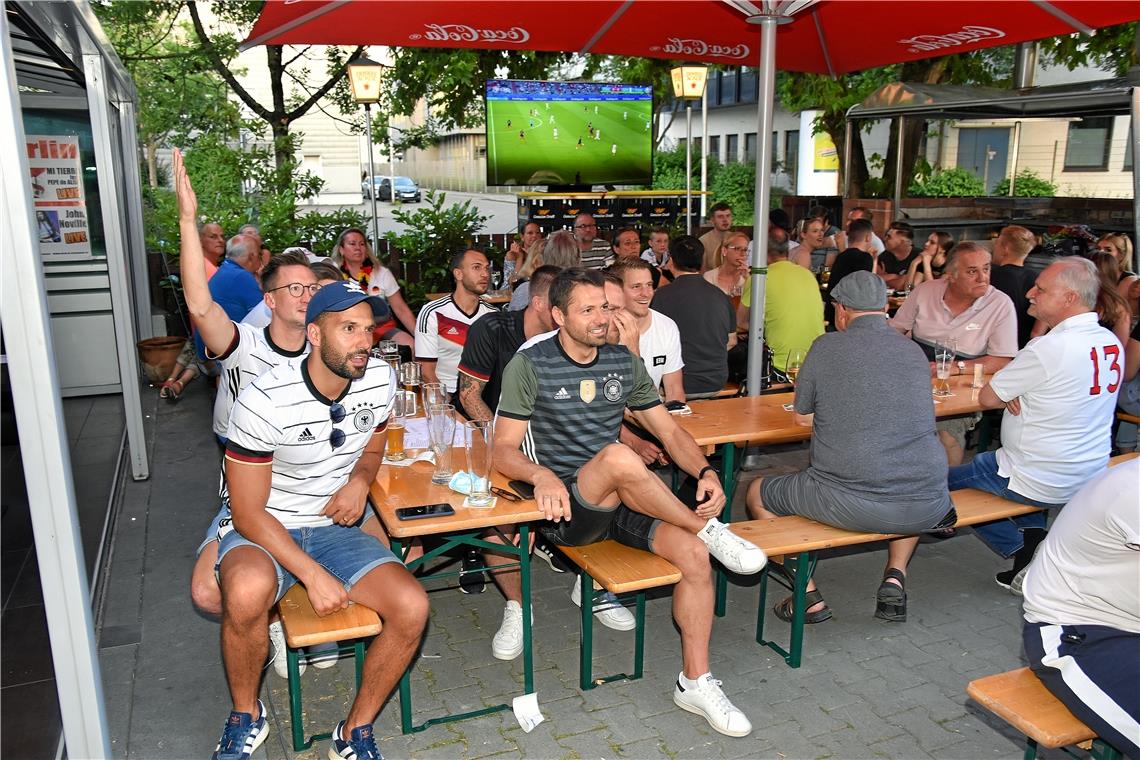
495, 268, 768, 738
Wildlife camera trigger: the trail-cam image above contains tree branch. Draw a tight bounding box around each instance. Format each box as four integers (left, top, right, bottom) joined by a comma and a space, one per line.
186, 1, 273, 122
284, 46, 364, 122
283, 45, 313, 69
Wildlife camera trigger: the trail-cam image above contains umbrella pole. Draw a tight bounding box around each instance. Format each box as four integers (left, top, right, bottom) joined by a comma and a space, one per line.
746, 13, 779, 397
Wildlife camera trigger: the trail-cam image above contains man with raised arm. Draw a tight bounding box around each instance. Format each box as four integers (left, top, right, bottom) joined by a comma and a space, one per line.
175, 150, 342, 680
493, 268, 767, 738
211, 280, 427, 760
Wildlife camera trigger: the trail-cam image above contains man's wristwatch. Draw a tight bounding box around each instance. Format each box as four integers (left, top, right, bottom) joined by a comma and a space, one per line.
698, 465, 718, 481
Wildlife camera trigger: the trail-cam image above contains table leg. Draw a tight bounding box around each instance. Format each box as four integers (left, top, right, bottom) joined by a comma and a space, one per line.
714, 444, 734, 617
519, 524, 534, 695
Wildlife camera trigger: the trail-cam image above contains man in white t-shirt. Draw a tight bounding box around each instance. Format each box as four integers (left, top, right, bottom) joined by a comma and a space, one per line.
415, 249, 496, 393
211, 281, 427, 760
611, 258, 684, 399
1020, 460, 1139, 758
948, 258, 1122, 586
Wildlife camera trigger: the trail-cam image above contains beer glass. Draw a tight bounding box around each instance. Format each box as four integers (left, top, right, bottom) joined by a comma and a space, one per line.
399, 362, 420, 415
934, 340, 956, 397
427, 403, 456, 484
786, 349, 806, 387
422, 382, 446, 420
464, 420, 495, 507
386, 391, 413, 461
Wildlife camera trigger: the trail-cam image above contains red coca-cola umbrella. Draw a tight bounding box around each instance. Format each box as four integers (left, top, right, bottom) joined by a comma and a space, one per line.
243, 0, 1139, 392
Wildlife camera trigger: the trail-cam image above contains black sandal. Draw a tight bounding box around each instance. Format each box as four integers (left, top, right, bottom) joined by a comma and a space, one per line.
875, 568, 907, 622
774, 589, 832, 624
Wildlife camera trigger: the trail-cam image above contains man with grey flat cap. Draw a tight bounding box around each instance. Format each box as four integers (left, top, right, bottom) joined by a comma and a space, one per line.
746, 271, 953, 625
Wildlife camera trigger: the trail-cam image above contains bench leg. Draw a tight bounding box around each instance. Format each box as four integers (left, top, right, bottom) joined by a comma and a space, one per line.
713, 443, 737, 618
632, 592, 646, 681
1023, 737, 1038, 760
579, 570, 595, 690
287, 647, 307, 751
755, 552, 810, 669
1089, 739, 1124, 760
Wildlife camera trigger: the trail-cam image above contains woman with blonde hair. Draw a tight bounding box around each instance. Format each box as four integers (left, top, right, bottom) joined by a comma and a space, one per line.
1091, 252, 1133, 345
1097, 233, 1137, 311
331, 228, 416, 348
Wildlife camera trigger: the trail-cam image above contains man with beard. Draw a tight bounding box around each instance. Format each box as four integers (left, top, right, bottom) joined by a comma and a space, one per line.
416, 248, 496, 393
495, 268, 767, 738
210, 280, 428, 760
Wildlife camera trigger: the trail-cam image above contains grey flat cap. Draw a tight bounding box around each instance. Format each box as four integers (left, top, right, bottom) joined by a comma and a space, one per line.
831, 270, 887, 311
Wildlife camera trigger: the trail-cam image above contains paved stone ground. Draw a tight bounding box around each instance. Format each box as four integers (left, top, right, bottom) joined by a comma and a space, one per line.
99, 384, 1066, 759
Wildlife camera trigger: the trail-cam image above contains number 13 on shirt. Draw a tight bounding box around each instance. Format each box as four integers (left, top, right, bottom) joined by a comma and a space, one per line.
1089, 345, 1122, 395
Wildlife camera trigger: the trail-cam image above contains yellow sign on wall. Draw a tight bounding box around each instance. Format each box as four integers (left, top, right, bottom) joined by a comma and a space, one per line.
813, 131, 839, 172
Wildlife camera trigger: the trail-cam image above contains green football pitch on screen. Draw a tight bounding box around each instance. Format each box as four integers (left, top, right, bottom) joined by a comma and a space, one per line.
486, 99, 654, 186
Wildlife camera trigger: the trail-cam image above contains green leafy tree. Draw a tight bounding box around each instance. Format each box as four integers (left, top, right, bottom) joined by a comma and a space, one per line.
711, 160, 759, 225
92, 1, 241, 187
384, 191, 489, 309
1038, 23, 1137, 76
992, 169, 1057, 198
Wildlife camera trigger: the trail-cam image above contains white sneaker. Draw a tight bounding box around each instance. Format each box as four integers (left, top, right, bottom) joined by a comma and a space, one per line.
492, 601, 533, 660
673, 673, 752, 737
268, 621, 305, 679
697, 519, 767, 575
571, 575, 636, 631
307, 641, 339, 669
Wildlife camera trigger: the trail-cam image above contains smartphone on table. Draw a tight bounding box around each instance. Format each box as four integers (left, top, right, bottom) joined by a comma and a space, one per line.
395, 503, 456, 521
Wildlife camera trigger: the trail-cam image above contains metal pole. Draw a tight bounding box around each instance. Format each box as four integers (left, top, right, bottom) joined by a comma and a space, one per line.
892, 116, 906, 217
84, 52, 148, 481
364, 102, 380, 252
746, 13, 779, 396
700, 92, 709, 220
685, 101, 693, 235
118, 99, 153, 341
1131, 86, 1140, 258
843, 120, 853, 199
0, 17, 110, 757
1009, 122, 1023, 198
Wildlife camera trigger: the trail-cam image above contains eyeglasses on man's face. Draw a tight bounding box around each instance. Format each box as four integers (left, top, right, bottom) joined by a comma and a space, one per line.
269, 282, 322, 297
575, 223, 597, 230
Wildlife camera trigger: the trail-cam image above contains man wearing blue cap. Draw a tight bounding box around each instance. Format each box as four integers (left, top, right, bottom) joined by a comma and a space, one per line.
746, 271, 953, 625
209, 280, 428, 760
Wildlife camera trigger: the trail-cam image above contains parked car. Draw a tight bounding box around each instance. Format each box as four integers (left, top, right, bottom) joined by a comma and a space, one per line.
362, 175, 421, 203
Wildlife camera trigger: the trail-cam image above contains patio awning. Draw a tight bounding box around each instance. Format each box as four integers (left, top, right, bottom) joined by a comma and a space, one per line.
849, 77, 1136, 121
242, 0, 1140, 76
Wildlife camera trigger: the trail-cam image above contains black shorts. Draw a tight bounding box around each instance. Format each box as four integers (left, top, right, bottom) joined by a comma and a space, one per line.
541, 472, 659, 552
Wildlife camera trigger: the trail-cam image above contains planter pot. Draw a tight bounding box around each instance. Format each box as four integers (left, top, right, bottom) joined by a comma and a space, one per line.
137, 336, 186, 385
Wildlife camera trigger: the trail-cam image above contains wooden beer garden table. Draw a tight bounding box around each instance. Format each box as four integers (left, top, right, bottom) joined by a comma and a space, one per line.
677, 373, 991, 614
369, 456, 542, 734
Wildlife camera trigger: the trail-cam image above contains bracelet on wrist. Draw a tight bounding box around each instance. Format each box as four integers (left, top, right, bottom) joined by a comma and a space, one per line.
698, 465, 718, 480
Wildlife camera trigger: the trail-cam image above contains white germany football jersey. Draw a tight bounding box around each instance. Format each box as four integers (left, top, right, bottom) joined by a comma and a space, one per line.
224, 357, 396, 529
209, 322, 309, 439
415, 294, 495, 393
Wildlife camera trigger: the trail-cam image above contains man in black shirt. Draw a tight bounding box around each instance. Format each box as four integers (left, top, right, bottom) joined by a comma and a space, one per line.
651, 236, 736, 398
989, 225, 1039, 348
455, 265, 558, 420
825, 218, 878, 327
877, 221, 918, 290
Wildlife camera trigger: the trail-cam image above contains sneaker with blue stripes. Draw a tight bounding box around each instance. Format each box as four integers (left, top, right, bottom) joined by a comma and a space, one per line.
329, 720, 382, 759
211, 699, 268, 760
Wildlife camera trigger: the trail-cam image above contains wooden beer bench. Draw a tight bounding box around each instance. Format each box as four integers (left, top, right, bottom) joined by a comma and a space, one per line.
967, 668, 1125, 759
557, 540, 682, 690
726, 452, 1138, 669
276, 584, 383, 751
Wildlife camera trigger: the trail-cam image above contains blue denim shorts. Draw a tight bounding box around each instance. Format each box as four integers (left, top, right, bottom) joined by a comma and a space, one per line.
197, 504, 230, 555
215, 523, 399, 602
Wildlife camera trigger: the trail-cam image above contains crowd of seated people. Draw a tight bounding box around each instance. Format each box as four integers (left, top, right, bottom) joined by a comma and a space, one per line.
166, 153, 1139, 759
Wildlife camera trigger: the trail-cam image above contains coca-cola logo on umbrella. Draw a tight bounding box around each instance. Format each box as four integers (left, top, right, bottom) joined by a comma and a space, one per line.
653, 38, 751, 60
413, 24, 530, 44
900, 25, 1006, 53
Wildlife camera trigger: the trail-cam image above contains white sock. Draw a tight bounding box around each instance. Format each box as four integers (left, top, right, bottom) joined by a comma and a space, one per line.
679, 671, 707, 689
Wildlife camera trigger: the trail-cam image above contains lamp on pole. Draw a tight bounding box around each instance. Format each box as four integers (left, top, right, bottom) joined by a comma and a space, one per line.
671, 64, 708, 235
347, 55, 383, 252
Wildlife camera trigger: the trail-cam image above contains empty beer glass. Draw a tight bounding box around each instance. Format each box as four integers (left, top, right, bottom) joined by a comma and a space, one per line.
464, 420, 495, 507
427, 403, 456, 484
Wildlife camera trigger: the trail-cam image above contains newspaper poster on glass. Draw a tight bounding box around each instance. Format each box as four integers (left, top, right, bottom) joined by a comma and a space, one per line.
28, 135, 91, 260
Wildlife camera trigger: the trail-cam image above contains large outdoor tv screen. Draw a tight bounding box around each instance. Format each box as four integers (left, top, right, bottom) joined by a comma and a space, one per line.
485, 79, 653, 187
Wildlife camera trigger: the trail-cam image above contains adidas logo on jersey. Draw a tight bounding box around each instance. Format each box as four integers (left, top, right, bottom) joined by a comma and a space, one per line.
298, 427, 315, 442
445, 326, 460, 335
553, 387, 570, 400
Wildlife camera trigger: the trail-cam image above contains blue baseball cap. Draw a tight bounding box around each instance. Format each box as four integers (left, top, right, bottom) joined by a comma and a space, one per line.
305, 280, 390, 325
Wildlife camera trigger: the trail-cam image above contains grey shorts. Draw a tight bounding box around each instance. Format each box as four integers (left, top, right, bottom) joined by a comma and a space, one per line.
936, 413, 982, 448
760, 471, 952, 534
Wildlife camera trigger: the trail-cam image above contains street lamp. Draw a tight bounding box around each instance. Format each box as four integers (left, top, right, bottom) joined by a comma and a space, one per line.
347, 55, 383, 253
671, 64, 708, 235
